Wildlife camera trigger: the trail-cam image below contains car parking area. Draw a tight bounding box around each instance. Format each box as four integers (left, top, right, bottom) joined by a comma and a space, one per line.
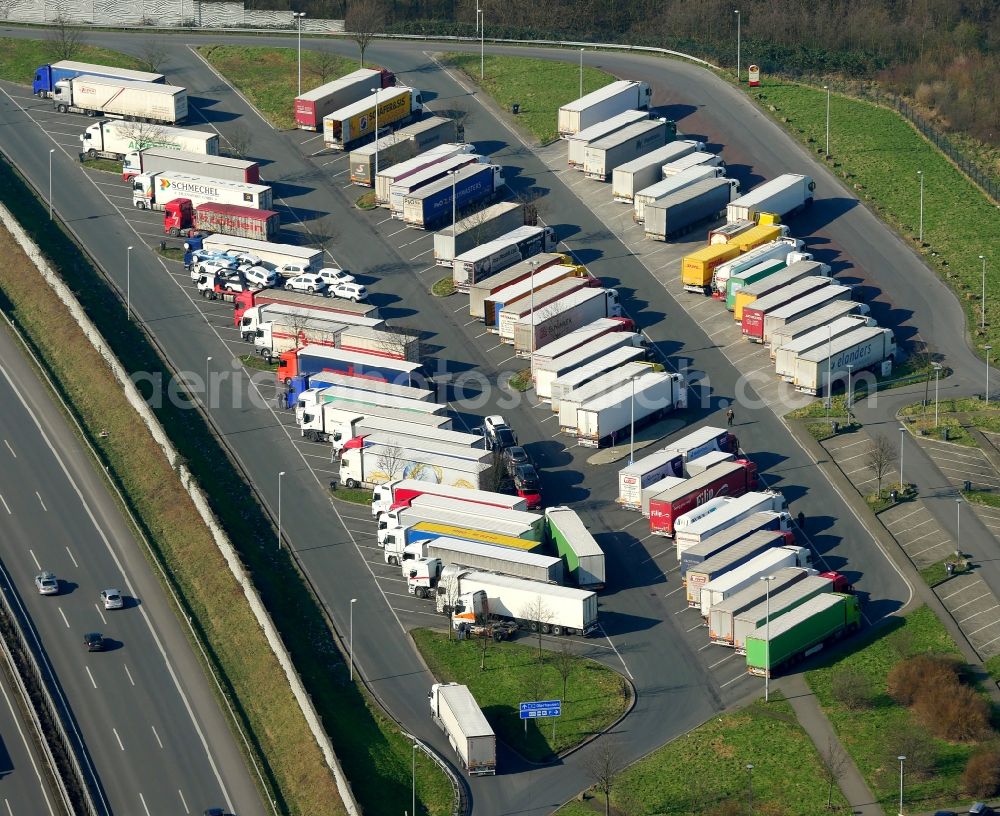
879, 502, 954, 567
936, 574, 1000, 659
822, 430, 887, 495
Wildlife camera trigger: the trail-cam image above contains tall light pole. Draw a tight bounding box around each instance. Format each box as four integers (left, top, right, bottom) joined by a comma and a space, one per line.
986, 345, 993, 405
897, 755, 906, 816
957, 497, 962, 551
449, 169, 458, 230
746, 763, 754, 815
277, 471, 285, 550
48, 148, 55, 220
126, 245, 133, 320
475, 0, 480, 34
579, 48, 584, 97
411, 740, 418, 816
981, 255, 988, 329
825, 323, 833, 420
206, 356, 212, 407
917, 170, 924, 243
349, 597, 358, 681
370, 87, 380, 181
760, 575, 776, 701
293, 12, 306, 96
479, 8, 484, 80
734, 10, 741, 81
628, 374, 639, 464
899, 426, 905, 491
846, 364, 854, 422
528, 260, 539, 357
824, 85, 830, 158
932, 362, 942, 428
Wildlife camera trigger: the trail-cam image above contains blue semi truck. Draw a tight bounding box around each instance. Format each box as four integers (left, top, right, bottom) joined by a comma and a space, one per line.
32, 60, 165, 97
400, 164, 504, 230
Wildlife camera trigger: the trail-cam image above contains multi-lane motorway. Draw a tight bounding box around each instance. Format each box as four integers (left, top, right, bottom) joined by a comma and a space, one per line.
0, 24, 982, 815
0, 321, 266, 815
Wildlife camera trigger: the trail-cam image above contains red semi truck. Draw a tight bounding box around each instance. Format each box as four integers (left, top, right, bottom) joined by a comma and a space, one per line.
371, 478, 529, 517
648, 460, 759, 537
164, 199, 280, 241
232, 288, 379, 327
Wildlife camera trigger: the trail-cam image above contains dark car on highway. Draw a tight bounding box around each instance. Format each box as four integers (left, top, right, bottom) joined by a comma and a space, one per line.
83, 632, 104, 652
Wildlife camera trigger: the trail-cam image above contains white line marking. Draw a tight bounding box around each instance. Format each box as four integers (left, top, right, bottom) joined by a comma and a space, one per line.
3, 440, 14, 457
941, 580, 983, 601
178, 788, 190, 814
124, 664, 135, 686
0, 495, 9, 515
95, 605, 107, 626
139, 792, 151, 816
152, 725, 164, 749
28, 549, 40, 571
720, 671, 749, 687
950, 592, 992, 613
35, 491, 47, 511
598, 624, 633, 680
85, 666, 97, 689
959, 604, 1000, 624
113, 727, 125, 751
65, 546, 78, 568
58, 607, 70, 629
0, 677, 57, 814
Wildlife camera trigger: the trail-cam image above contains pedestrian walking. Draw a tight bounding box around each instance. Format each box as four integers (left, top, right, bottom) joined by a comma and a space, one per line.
796, 511, 806, 531
726, 407, 735, 427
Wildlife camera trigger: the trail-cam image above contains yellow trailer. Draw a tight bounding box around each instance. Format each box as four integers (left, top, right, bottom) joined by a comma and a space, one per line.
682, 244, 742, 294
735, 222, 788, 254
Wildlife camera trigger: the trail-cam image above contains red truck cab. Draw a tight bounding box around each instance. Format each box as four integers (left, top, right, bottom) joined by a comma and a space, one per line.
163, 198, 194, 237
820, 571, 853, 593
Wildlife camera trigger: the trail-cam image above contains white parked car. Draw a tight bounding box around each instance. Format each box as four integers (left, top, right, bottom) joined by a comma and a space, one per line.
197, 274, 246, 296
316, 267, 355, 287
193, 257, 238, 280
277, 262, 314, 278
330, 282, 368, 302
225, 250, 262, 267
284, 274, 328, 294
243, 266, 278, 289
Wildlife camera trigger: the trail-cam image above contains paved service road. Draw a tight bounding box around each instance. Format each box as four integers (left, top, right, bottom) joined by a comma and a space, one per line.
0, 322, 266, 816
0, 27, 923, 814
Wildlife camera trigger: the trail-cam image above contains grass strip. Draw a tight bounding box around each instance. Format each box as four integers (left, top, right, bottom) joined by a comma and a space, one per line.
155, 245, 186, 262
329, 486, 372, 505
442, 54, 615, 144
81, 158, 122, 174
431, 277, 456, 297
806, 606, 982, 811
743, 77, 1000, 354
197, 45, 359, 130
962, 489, 1000, 509
557, 694, 845, 816
412, 628, 627, 762
0, 155, 453, 816
239, 353, 279, 372
0, 36, 146, 84
508, 370, 532, 392
356, 192, 377, 210
918, 558, 969, 588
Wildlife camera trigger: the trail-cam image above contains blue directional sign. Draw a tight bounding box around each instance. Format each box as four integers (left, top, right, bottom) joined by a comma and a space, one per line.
519, 700, 562, 719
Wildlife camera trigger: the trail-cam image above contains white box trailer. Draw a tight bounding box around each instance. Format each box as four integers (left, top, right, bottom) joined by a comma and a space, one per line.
80, 120, 219, 161
574, 372, 687, 447
349, 116, 456, 186
300, 400, 451, 444
582, 119, 672, 182
294, 376, 435, 423
699, 546, 811, 616
557, 80, 652, 137
566, 109, 650, 168
421, 537, 562, 582
356, 418, 484, 450
558, 361, 655, 430
611, 140, 706, 203
727, 174, 816, 223
429, 683, 496, 776
711, 238, 806, 295
661, 151, 725, 178
336, 324, 421, 362
379, 496, 544, 541
513, 289, 624, 356
54, 76, 187, 124
742, 277, 836, 342
708, 220, 757, 245
254, 313, 348, 361
685, 528, 792, 602
434, 202, 525, 267
388, 152, 487, 215
545, 506, 606, 588
732, 260, 831, 318
452, 225, 557, 289
496, 277, 592, 339
731, 574, 835, 652
239, 305, 382, 347
686, 450, 736, 476
323, 86, 424, 150
633, 166, 732, 224
199, 235, 323, 274
339, 441, 493, 490
643, 179, 738, 241
550, 346, 647, 411
531, 317, 629, 374
132, 171, 272, 211
769, 300, 871, 360
618, 448, 688, 510
314, 384, 445, 416
469, 253, 567, 320
486, 264, 585, 330
534, 331, 643, 401
708, 567, 812, 645
295, 68, 390, 131
123, 147, 258, 183
436, 566, 599, 635
674, 491, 787, 560
375, 143, 474, 205
793, 326, 897, 395
372, 479, 528, 517
680, 513, 790, 580
762, 285, 855, 345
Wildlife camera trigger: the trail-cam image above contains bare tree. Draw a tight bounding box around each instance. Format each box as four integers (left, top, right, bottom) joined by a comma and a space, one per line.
520, 595, 553, 660
487, 446, 508, 494
553, 641, 575, 702
344, 0, 386, 68
371, 325, 420, 363
512, 185, 543, 226
865, 433, 896, 498
113, 120, 175, 156
375, 440, 406, 483
819, 737, 850, 809
585, 738, 624, 816
224, 122, 253, 160
137, 40, 170, 73
309, 49, 345, 85
48, 12, 85, 61
438, 569, 463, 641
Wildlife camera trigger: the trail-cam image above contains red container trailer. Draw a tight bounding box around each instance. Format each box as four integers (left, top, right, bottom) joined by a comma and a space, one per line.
648, 460, 758, 537
164, 199, 280, 241
740, 276, 833, 342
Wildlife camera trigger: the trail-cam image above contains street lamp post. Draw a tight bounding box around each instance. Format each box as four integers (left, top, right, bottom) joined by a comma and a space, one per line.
528, 261, 539, 357
846, 364, 854, 422
126, 245, 133, 320
579, 49, 584, 98
899, 426, 905, 490
293, 12, 306, 96
479, 8, 484, 79
475, 0, 480, 34
932, 362, 943, 428
746, 763, 754, 814
206, 356, 212, 407
628, 374, 638, 464
981, 255, 988, 329
734, 10, 741, 81
957, 497, 962, 553
824, 85, 830, 157
48, 148, 55, 220
370, 87, 379, 180
277, 471, 285, 550
349, 597, 358, 681
760, 575, 775, 701
825, 323, 833, 420
917, 170, 924, 243
411, 741, 418, 816
986, 345, 993, 405
897, 755, 906, 816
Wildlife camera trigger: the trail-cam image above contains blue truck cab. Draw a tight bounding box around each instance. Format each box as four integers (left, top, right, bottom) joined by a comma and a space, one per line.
33, 61, 166, 97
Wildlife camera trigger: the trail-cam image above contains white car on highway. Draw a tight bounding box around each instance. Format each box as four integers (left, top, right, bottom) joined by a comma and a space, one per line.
100, 588, 124, 610
35, 571, 58, 595
330, 282, 367, 302
284, 274, 328, 294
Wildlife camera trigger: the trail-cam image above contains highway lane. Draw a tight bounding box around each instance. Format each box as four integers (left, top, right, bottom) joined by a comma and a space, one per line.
0, 320, 266, 816
0, 653, 62, 815
0, 28, 922, 814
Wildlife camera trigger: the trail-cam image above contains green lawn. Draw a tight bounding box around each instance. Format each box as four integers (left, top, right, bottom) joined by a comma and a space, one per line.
919, 558, 970, 588
411, 629, 627, 762
557, 695, 846, 816
806, 606, 981, 811
330, 486, 371, 505
963, 489, 1000, 509
900, 397, 1000, 417
0, 37, 145, 85
431, 277, 455, 297
198, 46, 359, 129
81, 157, 122, 174
442, 54, 615, 144
747, 78, 1000, 355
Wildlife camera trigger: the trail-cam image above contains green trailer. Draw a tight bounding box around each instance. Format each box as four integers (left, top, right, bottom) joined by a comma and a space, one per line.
744, 592, 860, 677
725, 258, 787, 311
544, 506, 606, 589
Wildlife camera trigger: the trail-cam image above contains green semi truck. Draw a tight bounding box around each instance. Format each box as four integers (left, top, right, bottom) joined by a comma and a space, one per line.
744, 592, 861, 678
545, 506, 606, 589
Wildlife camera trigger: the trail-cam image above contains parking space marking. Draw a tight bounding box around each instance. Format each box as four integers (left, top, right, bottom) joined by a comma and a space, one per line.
949, 592, 992, 613
884, 506, 926, 527
940, 580, 983, 601
967, 618, 1000, 637
958, 604, 1000, 624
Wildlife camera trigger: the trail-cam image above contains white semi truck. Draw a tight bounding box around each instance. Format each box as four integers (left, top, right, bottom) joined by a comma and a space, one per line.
429, 683, 496, 775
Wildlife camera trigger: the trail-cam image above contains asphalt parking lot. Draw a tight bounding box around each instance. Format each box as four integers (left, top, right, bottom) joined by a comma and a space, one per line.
936, 573, 1000, 658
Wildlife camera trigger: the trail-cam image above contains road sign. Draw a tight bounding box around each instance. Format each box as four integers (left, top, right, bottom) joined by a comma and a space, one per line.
519, 700, 561, 719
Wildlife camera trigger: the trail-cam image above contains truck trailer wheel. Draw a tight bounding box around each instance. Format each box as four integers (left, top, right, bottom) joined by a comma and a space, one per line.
541, 623, 552, 634
86, 149, 97, 160
346, 478, 359, 489
168, 227, 179, 237
492, 632, 503, 642
57, 104, 68, 114
388, 555, 399, 566
552, 625, 563, 636
134, 201, 147, 210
